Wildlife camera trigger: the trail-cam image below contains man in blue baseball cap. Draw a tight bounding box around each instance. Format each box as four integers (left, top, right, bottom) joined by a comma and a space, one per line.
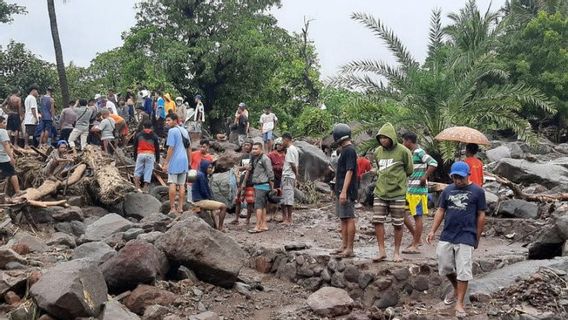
426, 161, 486, 318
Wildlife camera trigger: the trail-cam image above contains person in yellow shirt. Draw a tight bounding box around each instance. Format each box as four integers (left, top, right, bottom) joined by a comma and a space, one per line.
164, 93, 176, 115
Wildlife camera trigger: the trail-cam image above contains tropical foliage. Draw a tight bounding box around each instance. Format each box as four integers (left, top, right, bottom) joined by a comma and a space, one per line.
334, 0, 554, 161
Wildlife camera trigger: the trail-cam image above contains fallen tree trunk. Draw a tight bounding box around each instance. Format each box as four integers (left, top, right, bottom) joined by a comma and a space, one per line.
83, 145, 135, 205
487, 173, 568, 202
21, 164, 87, 201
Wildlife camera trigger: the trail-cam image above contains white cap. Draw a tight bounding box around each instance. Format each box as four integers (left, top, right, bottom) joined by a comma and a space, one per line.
94, 94, 101, 100
175, 96, 183, 102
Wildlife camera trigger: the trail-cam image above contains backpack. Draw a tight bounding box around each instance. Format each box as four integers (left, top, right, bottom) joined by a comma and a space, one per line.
177, 127, 190, 148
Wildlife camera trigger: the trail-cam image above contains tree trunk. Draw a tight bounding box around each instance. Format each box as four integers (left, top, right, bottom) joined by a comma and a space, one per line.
47, 0, 69, 108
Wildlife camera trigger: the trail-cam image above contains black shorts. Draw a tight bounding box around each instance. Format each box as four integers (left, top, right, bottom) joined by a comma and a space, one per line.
336, 199, 355, 219
0, 161, 16, 177
7, 113, 20, 131
25, 124, 37, 137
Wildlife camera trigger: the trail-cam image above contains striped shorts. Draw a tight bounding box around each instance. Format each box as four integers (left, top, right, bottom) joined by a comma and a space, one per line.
372, 198, 406, 226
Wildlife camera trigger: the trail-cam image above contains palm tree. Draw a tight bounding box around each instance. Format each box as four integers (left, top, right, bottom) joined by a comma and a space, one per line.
333, 1, 554, 161
47, 0, 69, 108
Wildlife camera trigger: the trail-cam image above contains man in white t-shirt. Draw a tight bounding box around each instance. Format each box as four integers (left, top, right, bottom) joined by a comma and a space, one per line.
101, 96, 118, 115
281, 132, 299, 225
23, 85, 39, 148
259, 106, 278, 153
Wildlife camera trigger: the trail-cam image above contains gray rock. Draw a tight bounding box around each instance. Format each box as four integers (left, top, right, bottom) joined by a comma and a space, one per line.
0, 270, 28, 295
5, 261, 26, 270
331, 272, 346, 288
295, 141, 332, 181
82, 206, 109, 218
412, 275, 429, 292
485, 191, 499, 214
374, 289, 399, 308
307, 287, 354, 317
300, 277, 322, 291
499, 199, 539, 219
30, 259, 108, 320
494, 158, 568, 189
140, 214, 171, 232
137, 231, 164, 244
101, 240, 169, 293
358, 273, 374, 289
390, 268, 410, 281
0, 248, 26, 268
124, 228, 145, 241
67, 196, 83, 207
47, 232, 77, 248
321, 268, 331, 282
142, 304, 170, 320
528, 224, 564, 259
100, 300, 140, 320
486, 146, 511, 163
55, 220, 86, 237
124, 284, 176, 315
72, 241, 117, 265
469, 258, 568, 301
124, 193, 162, 220
83, 213, 133, 242
175, 266, 199, 282
52, 206, 84, 222
155, 216, 247, 288
315, 181, 331, 194
343, 265, 361, 283
189, 311, 220, 320
7, 232, 49, 253
276, 262, 297, 282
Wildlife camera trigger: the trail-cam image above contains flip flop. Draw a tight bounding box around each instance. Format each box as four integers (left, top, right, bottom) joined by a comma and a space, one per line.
229, 220, 240, 225
337, 251, 355, 258
444, 292, 456, 305
402, 249, 421, 254
248, 229, 262, 234
455, 310, 467, 318
372, 256, 387, 263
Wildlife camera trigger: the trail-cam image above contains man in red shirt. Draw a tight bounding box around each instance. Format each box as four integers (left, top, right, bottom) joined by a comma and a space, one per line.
191, 139, 214, 170
464, 143, 484, 187
357, 152, 372, 180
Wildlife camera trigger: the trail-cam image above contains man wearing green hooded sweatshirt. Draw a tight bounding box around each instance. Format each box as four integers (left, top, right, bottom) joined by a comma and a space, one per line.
373, 123, 414, 262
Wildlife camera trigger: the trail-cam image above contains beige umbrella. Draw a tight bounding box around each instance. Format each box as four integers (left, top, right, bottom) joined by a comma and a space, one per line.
434, 126, 490, 145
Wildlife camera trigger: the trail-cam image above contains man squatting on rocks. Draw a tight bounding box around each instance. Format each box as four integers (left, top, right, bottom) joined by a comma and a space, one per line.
332, 123, 358, 258
427, 161, 487, 318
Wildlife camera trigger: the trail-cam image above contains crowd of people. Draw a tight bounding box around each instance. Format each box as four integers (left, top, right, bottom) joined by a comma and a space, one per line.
1, 84, 487, 317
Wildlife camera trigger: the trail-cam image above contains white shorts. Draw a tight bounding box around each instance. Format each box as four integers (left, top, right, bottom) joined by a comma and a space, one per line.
281, 177, 295, 206
436, 241, 474, 281
168, 173, 187, 186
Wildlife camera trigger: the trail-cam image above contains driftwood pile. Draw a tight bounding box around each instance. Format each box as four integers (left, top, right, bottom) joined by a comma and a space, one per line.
5, 145, 150, 210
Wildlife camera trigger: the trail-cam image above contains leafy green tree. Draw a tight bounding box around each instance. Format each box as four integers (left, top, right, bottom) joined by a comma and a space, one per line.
116, 0, 321, 133
0, 41, 57, 98
294, 107, 332, 139
334, 1, 553, 161
498, 10, 568, 130
0, 0, 25, 24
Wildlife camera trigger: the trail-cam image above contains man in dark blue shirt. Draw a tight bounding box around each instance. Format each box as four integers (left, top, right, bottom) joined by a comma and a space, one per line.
426, 161, 486, 319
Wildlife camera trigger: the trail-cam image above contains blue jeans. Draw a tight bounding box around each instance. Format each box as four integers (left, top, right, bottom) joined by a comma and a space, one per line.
263, 131, 273, 142
134, 153, 155, 183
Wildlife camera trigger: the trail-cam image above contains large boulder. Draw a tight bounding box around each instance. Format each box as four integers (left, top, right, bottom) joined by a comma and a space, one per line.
485, 191, 499, 214
357, 171, 376, 205
100, 300, 141, 320
124, 284, 176, 315
214, 150, 241, 173
498, 199, 539, 219
123, 193, 162, 220
72, 241, 117, 265
30, 259, 108, 320
493, 158, 568, 189
528, 224, 564, 259
307, 287, 354, 317
295, 141, 331, 181
101, 240, 169, 293
155, 216, 247, 288
83, 213, 133, 242
486, 146, 511, 163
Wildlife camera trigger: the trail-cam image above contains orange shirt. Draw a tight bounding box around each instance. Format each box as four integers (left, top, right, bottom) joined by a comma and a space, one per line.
465, 156, 484, 187
109, 114, 124, 123
191, 152, 214, 170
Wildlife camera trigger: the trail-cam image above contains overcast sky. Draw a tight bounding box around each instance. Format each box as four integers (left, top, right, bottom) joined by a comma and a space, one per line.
0, 0, 505, 78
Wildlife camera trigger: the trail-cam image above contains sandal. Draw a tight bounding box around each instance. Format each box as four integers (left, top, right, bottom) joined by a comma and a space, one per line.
372, 256, 387, 263
444, 291, 456, 305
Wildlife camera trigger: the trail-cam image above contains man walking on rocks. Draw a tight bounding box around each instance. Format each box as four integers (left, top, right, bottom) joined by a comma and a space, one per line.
372, 123, 413, 263
249, 142, 274, 233
332, 124, 358, 258
402, 132, 438, 254
281, 132, 299, 225
427, 161, 486, 319
162, 113, 191, 216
